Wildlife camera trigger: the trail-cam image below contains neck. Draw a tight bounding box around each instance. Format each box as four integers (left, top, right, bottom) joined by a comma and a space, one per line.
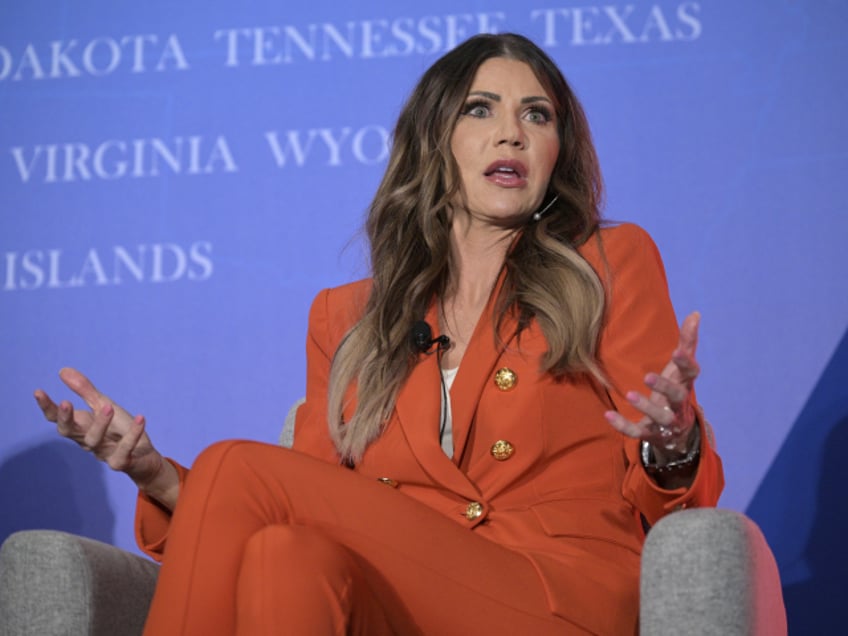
446, 213, 516, 306
438, 214, 515, 368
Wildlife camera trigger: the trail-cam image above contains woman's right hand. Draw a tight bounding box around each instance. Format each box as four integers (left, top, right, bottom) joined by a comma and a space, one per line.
34, 367, 179, 510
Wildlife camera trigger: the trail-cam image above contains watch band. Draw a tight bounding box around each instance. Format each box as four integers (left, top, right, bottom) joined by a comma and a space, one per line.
641, 425, 701, 476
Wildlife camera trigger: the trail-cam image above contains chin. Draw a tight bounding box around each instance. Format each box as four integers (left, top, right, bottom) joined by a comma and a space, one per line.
487, 202, 536, 220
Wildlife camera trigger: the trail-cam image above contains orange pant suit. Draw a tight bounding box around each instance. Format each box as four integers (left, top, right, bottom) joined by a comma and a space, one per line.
135, 224, 724, 635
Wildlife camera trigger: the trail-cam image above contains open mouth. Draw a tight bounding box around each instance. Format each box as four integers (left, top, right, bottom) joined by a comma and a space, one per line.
484, 160, 528, 187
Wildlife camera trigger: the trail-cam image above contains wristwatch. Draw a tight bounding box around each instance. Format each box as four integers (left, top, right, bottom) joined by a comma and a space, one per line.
640, 425, 701, 476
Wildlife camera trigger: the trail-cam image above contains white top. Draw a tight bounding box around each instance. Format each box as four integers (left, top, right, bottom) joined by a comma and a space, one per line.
440, 366, 459, 457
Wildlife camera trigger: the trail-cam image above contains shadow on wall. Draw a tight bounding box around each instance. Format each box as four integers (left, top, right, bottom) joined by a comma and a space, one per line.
747, 328, 848, 633
0, 440, 115, 546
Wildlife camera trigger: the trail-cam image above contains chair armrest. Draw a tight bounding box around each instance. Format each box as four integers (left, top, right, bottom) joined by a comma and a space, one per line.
0, 529, 159, 636
640, 508, 786, 635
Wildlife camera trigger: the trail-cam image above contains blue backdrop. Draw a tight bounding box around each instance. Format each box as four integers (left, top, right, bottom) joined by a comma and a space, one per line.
3, 2, 846, 631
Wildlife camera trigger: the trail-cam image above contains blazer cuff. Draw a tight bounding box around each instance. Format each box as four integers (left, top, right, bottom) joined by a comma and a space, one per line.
622, 418, 724, 526
134, 457, 189, 561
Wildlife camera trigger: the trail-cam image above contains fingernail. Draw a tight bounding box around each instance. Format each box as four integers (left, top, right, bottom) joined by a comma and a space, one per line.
626, 391, 640, 403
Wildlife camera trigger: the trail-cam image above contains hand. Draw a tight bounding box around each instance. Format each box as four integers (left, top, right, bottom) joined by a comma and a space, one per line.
604, 312, 701, 460
34, 368, 172, 498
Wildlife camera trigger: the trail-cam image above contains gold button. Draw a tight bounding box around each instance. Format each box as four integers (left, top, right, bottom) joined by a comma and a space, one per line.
490, 440, 515, 461
377, 478, 398, 488
465, 501, 484, 520
493, 367, 517, 391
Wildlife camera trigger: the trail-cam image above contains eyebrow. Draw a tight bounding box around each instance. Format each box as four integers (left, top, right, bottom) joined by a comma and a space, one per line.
467, 90, 552, 105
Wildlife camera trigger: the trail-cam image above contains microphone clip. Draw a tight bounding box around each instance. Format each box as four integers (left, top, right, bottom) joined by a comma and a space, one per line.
411, 320, 451, 354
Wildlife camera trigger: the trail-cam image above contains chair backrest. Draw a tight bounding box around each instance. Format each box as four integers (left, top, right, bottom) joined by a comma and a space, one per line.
279, 397, 305, 448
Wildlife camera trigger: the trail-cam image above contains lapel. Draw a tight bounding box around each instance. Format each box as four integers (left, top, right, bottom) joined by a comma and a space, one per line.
449, 271, 520, 463
394, 302, 478, 496
393, 271, 520, 495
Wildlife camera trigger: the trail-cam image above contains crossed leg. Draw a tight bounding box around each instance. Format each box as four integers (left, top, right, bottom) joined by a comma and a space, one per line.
141, 440, 583, 635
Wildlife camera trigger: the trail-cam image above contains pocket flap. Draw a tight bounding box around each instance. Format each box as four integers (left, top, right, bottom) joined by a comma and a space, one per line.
530, 498, 643, 554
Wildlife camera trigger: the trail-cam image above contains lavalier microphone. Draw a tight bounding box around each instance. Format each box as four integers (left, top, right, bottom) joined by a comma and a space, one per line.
411, 320, 451, 353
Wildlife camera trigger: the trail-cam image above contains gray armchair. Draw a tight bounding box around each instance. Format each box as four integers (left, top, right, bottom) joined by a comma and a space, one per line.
640, 507, 786, 634
0, 509, 786, 635
0, 401, 787, 634
0, 529, 158, 636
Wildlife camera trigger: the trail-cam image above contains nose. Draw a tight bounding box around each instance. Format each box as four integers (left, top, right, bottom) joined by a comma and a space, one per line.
496, 115, 526, 149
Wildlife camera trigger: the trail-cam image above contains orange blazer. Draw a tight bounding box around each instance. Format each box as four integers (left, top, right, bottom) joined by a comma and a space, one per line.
290, 222, 724, 633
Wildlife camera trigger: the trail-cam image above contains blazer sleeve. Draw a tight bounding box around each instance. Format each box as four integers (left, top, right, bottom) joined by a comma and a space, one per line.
291, 288, 345, 463
589, 224, 724, 525
134, 458, 190, 561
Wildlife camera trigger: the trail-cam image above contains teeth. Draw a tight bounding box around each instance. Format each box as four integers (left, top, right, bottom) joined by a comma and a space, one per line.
496, 167, 515, 173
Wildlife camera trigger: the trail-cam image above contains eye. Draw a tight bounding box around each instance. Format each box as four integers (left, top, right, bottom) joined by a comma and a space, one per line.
461, 99, 491, 118
524, 105, 553, 124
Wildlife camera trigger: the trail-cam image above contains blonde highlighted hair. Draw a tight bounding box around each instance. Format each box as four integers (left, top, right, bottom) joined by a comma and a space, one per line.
328, 33, 607, 462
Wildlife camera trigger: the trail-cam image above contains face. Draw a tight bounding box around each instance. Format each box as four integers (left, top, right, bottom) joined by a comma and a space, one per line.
449, 57, 560, 224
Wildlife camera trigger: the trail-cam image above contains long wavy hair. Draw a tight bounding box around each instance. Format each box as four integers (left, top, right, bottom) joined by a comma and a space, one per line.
328, 33, 607, 462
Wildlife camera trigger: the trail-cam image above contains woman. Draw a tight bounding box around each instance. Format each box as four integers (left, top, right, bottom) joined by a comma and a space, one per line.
36, 33, 723, 635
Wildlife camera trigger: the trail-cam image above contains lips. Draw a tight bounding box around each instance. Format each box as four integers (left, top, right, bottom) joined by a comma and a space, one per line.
484, 159, 527, 178
483, 159, 528, 187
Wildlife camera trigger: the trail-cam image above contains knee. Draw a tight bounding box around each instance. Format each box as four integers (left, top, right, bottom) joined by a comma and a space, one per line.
191, 440, 267, 480
194, 439, 258, 465
183, 440, 274, 508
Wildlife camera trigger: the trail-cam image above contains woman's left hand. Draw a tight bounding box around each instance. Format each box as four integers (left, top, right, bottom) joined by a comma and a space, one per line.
604, 311, 701, 460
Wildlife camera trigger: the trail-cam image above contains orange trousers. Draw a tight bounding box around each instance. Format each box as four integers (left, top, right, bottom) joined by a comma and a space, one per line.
141, 440, 580, 635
